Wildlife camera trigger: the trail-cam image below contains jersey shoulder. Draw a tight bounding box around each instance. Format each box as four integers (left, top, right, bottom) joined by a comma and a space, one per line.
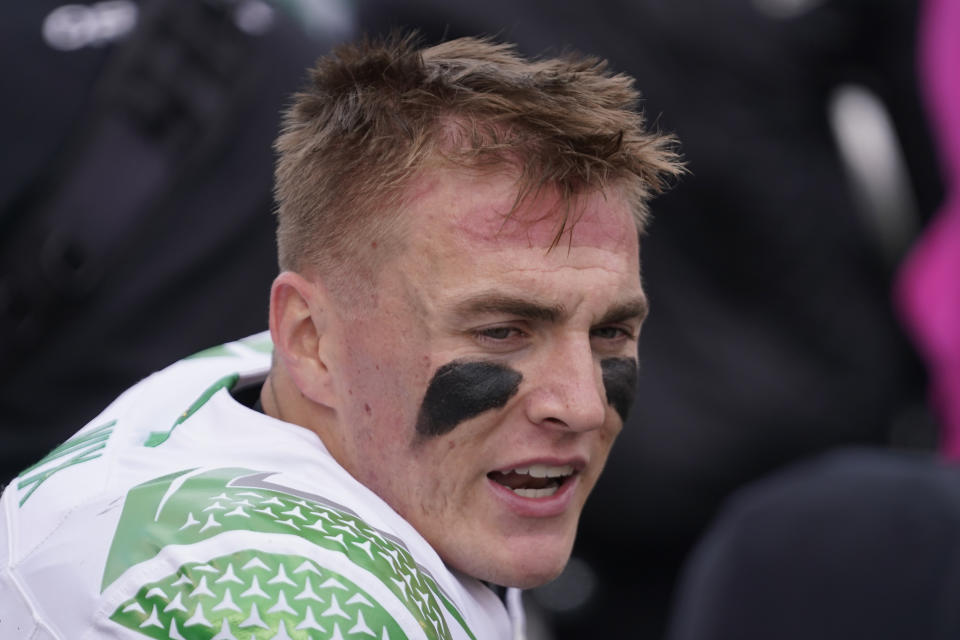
99, 466, 479, 640
8, 332, 274, 512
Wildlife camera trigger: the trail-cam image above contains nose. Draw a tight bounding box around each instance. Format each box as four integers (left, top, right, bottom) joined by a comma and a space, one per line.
525, 335, 607, 432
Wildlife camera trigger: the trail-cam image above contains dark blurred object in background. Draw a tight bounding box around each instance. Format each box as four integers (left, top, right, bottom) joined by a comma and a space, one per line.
359, 1, 942, 637
667, 448, 960, 640
896, 0, 960, 458
0, 0, 351, 482
673, 2, 960, 638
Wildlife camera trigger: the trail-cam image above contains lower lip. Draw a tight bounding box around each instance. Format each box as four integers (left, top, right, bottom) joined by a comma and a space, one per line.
487, 473, 580, 518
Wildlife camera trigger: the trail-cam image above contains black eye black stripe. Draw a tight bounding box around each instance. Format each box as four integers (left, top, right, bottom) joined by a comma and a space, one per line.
415, 356, 638, 439
416, 361, 522, 438
600, 357, 638, 422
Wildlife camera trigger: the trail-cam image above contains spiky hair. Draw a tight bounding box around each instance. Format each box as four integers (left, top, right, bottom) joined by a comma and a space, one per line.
274, 32, 683, 285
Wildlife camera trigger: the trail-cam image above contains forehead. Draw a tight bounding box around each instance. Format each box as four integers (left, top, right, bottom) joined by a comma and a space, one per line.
405, 167, 638, 254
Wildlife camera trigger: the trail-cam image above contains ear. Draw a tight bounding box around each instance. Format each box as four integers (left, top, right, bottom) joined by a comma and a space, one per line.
268, 271, 337, 408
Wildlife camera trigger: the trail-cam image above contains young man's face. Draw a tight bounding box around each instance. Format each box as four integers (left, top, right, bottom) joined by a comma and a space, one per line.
325, 167, 645, 588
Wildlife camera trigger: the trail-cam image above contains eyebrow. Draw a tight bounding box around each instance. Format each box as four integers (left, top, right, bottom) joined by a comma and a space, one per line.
454, 293, 566, 323
452, 292, 648, 325
597, 297, 649, 326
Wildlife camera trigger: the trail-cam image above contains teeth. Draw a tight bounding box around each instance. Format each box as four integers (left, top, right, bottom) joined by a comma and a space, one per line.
509, 464, 574, 479
512, 486, 560, 498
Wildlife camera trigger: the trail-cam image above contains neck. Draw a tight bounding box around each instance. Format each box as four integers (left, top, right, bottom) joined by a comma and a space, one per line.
260, 365, 343, 456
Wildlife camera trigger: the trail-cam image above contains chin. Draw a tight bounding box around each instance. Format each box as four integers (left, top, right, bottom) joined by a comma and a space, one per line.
433, 514, 581, 588
503, 560, 569, 590
443, 538, 574, 588
501, 521, 583, 587
484, 538, 576, 589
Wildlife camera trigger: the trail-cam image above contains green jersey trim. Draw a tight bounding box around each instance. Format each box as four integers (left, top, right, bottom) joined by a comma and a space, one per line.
144, 374, 239, 448
17, 419, 116, 507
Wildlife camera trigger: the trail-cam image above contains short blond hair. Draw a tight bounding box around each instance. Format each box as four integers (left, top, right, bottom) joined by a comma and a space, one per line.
274, 32, 683, 286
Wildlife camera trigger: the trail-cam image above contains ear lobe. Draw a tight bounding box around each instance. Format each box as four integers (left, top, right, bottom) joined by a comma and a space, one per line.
269, 271, 336, 407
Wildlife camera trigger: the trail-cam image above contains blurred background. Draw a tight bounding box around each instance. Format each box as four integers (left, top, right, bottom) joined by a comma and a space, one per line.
2, 1, 955, 638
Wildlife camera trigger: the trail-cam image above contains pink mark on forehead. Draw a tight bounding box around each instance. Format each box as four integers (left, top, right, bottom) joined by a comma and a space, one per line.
453, 183, 636, 252
403, 167, 639, 258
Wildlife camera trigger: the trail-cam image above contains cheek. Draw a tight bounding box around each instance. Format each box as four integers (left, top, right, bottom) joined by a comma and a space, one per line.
415, 360, 523, 439
339, 333, 432, 424
600, 357, 638, 422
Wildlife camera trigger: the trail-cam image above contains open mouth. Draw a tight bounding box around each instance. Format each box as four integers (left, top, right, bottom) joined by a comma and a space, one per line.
488, 464, 576, 498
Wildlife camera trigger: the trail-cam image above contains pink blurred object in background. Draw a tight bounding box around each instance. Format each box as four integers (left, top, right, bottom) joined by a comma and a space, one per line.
897, 0, 960, 456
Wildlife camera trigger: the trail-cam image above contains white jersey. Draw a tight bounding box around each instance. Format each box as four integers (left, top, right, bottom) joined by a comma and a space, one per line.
0, 333, 524, 640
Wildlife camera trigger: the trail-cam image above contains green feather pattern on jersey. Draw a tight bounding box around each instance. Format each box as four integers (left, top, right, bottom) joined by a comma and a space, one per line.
103, 468, 475, 640
110, 550, 406, 640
